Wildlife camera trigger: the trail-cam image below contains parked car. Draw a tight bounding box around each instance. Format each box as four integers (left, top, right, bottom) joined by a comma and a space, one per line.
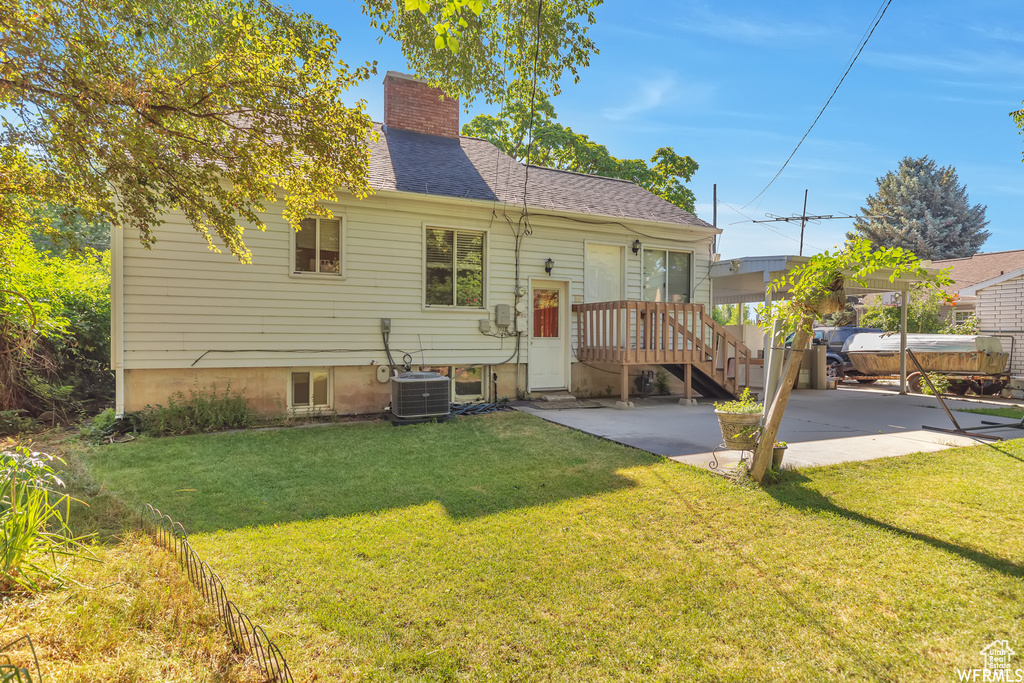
785, 326, 883, 379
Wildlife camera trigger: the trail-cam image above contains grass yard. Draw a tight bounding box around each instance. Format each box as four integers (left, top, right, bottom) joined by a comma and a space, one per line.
959, 405, 1024, 420
82, 411, 1024, 682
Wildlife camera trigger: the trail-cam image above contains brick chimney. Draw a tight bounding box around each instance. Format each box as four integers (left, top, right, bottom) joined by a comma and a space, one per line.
383, 71, 460, 138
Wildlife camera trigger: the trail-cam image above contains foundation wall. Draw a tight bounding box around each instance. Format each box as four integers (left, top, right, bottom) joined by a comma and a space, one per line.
124, 363, 523, 417
571, 363, 690, 399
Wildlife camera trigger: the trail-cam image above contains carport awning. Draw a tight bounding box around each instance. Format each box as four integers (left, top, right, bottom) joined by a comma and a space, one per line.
710, 255, 941, 305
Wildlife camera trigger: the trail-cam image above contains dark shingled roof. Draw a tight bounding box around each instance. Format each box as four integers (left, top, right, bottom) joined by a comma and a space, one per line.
366, 124, 712, 229
932, 249, 1024, 292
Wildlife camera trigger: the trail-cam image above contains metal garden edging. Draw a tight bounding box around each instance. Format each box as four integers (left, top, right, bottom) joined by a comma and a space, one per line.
143, 504, 294, 683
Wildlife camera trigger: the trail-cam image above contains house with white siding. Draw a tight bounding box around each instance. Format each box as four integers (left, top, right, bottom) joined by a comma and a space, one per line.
961, 266, 1024, 375
111, 72, 750, 416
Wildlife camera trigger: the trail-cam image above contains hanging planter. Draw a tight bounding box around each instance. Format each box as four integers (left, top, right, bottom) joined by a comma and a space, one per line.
811, 273, 846, 315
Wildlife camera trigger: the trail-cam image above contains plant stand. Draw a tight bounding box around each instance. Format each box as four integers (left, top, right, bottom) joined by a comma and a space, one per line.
708, 443, 754, 473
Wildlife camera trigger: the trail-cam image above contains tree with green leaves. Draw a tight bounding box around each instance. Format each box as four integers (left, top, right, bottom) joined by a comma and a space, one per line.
751, 239, 951, 483
2, 0, 380, 263
3, 0, 603, 262
859, 289, 946, 334
847, 156, 989, 260
462, 81, 699, 212
364, 0, 602, 107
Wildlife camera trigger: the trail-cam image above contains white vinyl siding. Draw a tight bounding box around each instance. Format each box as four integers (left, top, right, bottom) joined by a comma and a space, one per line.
117, 193, 715, 371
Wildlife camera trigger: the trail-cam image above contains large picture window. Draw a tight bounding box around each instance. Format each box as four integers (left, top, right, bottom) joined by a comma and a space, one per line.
425, 227, 484, 307
294, 217, 341, 275
642, 249, 692, 303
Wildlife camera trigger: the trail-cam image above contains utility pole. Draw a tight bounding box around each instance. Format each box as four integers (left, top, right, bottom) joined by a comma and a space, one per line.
799, 188, 808, 256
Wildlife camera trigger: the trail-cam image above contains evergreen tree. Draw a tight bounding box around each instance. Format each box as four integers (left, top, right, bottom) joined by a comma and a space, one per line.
847, 156, 989, 260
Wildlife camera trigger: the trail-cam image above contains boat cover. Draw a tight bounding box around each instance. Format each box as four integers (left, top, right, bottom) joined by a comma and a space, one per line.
844, 334, 1003, 354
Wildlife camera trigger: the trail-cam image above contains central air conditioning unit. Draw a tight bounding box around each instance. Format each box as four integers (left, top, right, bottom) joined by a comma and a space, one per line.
389, 371, 451, 424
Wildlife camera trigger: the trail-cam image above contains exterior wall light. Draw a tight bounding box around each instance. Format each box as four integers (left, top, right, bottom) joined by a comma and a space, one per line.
632, 239, 642, 255
544, 258, 555, 275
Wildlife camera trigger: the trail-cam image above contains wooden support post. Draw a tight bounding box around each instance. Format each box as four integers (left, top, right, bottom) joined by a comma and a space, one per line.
684, 363, 693, 401
620, 364, 629, 404
750, 315, 814, 482
899, 288, 909, 394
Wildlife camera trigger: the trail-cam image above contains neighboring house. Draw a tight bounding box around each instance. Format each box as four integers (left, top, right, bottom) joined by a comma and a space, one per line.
960, 266, 1024, 374
856, 249, 1024, 326
112, 71, 737, 416
931, 249, 1024, 323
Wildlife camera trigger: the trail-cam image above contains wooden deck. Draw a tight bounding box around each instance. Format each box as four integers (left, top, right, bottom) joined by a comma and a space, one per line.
572, 301, 753, 401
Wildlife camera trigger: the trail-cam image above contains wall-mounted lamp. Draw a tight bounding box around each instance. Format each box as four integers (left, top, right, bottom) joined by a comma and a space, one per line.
544, 257, 555, 275
632, 239, 642, 255
728, 259, 741, 273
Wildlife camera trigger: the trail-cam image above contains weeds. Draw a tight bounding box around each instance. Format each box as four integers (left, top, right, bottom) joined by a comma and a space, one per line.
130, 384, 254, 437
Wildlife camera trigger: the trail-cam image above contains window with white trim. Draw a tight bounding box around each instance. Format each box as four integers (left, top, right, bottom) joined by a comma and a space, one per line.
425, 227, 484, 307
290, 369, 331, 410
953, 310, 974, 324
294, 217, 342, 275
642, 249, 692, 303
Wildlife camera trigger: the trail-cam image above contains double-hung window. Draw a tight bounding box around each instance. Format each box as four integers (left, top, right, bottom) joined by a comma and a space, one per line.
425, 227, 485, 307
295, 217, 342, 275
642, 249, 692, 303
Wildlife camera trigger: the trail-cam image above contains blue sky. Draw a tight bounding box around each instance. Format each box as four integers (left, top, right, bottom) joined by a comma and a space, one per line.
296, 1, 1024, 259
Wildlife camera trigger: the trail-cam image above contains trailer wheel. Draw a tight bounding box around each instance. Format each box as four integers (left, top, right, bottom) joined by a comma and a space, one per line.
907, 372, 923, 394
982, 380, 1005, 396
947, 380, 970, 395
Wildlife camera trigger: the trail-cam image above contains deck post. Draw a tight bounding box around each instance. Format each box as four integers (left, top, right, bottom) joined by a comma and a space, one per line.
620, 364, 630, 404
684, 363, 693, 401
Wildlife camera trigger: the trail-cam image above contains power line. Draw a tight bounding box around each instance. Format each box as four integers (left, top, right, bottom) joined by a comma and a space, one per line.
742, 0, 894, 209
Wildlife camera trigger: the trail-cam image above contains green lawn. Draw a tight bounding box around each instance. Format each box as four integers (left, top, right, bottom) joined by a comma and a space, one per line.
84, 411, 1024, 682
959, 405, 1024, 420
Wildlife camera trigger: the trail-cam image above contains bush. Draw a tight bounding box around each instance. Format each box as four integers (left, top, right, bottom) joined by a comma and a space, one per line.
0, 410, 38, 437
130, 384, 254, 437
79, 407, 131, 443
1, 444, 90, 593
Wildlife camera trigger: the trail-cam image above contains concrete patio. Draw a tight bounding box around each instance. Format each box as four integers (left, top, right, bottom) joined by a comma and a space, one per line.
515, 385, 1024, 471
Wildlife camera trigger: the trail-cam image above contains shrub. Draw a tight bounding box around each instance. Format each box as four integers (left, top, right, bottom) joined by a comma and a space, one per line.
1, 444, 90, 593
920, 373, 951, 396
79, 407, 132, 443
131, 384, 254, 437
0, 410, 38, 437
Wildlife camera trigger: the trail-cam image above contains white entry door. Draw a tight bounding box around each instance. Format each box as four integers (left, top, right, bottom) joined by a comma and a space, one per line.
529, 279, 569, 391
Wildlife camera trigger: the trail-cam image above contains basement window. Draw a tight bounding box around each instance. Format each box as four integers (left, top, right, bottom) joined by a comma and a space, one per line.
294, 217, 343, 275
290, 369, 331, 410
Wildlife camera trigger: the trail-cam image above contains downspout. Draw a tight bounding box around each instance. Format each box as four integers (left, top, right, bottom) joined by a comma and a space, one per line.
111, 224, 125, 415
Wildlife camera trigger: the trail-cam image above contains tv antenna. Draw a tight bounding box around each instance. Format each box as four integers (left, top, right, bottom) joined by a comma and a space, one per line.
751, 189, 883, 256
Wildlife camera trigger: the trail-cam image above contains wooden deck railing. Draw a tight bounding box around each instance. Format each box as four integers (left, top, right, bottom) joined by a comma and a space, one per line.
572, 301, 753, 396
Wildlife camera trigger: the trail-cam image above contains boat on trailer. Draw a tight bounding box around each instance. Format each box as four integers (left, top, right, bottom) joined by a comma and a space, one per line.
844, 333, 1010, 395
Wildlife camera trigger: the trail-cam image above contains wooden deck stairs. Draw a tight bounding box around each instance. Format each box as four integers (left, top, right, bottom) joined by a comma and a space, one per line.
573, 301, 754, 402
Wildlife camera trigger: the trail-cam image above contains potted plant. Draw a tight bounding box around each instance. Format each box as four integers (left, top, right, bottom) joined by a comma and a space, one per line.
772, 441, 788, 469
713, 388, 762, 451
